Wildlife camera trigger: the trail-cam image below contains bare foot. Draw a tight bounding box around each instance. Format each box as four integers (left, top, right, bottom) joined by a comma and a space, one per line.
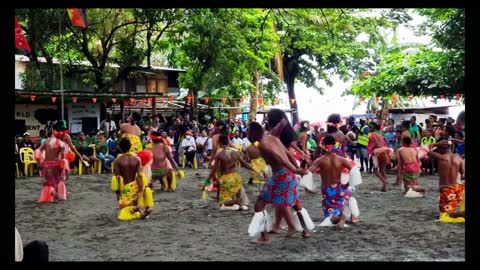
302, 230, 311, 238
268, 229, 281, 234
285, 229, 297, 238
256, 232, 271, 244
381, 185, 387, 192
336, 219, 345, 230
351, 216, 360, 224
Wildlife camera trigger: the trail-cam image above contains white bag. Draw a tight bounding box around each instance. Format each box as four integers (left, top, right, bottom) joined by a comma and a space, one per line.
291, 208, 315, 231
298, 172, 315, 191
349, 167, 362, 189
248, 210, 272, 238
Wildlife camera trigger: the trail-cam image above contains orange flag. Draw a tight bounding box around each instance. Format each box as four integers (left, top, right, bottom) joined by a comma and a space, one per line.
290, 99, 296, 105
222, 97, 227, 104
67, 9, 86, 28
169, 96, 174, 101
408, 96, 413, 101
391, 95, 398, 103
359, 97, 365, 103
375, 97, 380, 103
239, 97, 244, 103
187, 96, 192, 103
257, 98, 263, 105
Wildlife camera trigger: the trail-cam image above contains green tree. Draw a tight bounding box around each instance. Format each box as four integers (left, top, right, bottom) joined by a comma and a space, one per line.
272, 9, 399, 124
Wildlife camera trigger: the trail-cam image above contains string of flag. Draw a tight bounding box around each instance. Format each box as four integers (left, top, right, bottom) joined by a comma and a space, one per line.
357, 94, 463, 104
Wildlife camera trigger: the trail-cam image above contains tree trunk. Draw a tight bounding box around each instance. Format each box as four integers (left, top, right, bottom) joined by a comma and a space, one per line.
286, 77, 299, 125
249, 71, 260, 121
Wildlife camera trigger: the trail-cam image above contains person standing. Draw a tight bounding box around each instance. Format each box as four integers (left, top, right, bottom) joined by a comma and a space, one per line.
99, 114, 117, 138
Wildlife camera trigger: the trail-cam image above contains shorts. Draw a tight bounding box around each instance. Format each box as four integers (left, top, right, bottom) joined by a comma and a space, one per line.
356, 146, 368, 159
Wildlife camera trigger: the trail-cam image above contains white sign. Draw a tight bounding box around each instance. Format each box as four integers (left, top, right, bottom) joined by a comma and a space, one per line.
15, 104, 45, 137
70, 119, 83, 134
68, 103, 100, 132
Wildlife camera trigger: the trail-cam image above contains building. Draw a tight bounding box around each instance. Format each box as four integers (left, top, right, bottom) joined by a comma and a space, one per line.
14, 55, 185, 137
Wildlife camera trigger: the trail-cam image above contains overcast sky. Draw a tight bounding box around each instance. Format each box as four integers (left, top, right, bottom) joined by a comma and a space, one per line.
274, 10, 463, 122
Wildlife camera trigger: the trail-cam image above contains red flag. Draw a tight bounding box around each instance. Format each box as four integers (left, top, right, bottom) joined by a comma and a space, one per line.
141, 98, 146, 106
67, 9, 86, 28
169, 96, 174, 101
15, 17, 31, 53
92, 97, 97, 103
72, 96, 78, 103
83, 102, 88, 108
290, 99, 296, 105
30, 95, 36, 102
103, 102, 108, 107
112, 97, 117, 103
148, 97, 153, 104
222, 97, 227, 104
391, 95, 398, 103
257, 98, 263, 105
51, 96, 57, 103
455, 93, 462, 99
408, 96, 414, 101
123, 100, 129, 106
130, 98, 136, 105
239, 98, 244, 103
205, 97, 209, 103
187, 96, 192, 103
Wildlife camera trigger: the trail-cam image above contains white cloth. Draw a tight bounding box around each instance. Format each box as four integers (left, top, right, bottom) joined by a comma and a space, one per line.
99, 120, 117, 137
196, 136, 207, 146
206, 138, 213, 151
242, 137, 251, 150
15, 227, 23, 262
181, 137, 196, 152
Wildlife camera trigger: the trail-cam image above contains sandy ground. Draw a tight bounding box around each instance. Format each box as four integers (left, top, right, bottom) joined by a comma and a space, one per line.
15, 167, 464, 261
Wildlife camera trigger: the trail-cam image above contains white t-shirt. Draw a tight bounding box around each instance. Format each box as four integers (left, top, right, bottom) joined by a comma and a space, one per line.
196, 136, 207, 146
242, 137, 251, 150
206, 138, 213, 150
181, 137, 196, 152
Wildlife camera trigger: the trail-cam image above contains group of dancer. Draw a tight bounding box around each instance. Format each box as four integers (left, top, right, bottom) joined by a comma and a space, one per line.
32, 108, 465, 243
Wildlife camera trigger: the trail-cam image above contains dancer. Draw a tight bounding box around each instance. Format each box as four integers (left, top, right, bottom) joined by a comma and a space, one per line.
368, 122, 392, 192
244, 122, 269, 185
35, 127, 70, 203
111, 138, 153, 220
210, 134, 256, 210
149, 131, 181, 192
397, 137, 427, 197
428, 139, 465, 223
119, 112, 143, 154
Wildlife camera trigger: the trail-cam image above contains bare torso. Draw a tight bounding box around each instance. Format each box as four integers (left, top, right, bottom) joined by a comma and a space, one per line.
44, 137, 65, 161
216, 147, 241, 175
398, 147, 418, 165
152, 143, 169, 168
311, 153, 350, 186
114, 154, 141, 185
121, 123, 141, 137
259, 135, 294, 172
436, 152, 463, 187
245, 144, 262, 161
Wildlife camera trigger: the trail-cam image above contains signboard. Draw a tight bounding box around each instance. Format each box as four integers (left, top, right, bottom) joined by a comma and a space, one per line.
15, 104, 44, 136
68, 103, 100, 133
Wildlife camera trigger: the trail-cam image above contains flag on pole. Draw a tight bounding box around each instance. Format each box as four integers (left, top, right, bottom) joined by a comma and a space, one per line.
67, 8, 86, 28
14, 17, 31, 53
